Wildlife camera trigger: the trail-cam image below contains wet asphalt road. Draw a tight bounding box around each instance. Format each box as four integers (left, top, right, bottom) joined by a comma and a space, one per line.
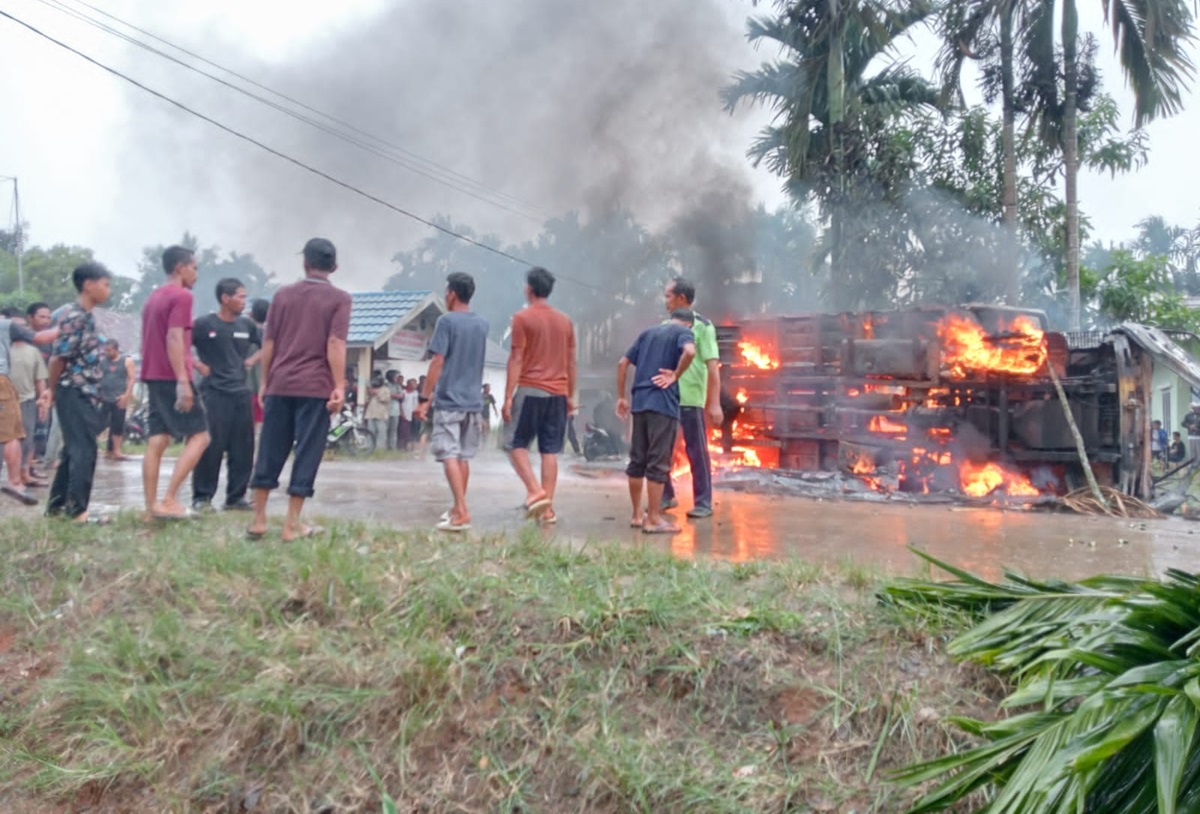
6, 448, 1200, 581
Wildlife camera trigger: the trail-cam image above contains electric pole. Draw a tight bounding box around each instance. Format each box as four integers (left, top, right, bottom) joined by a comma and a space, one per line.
1, 175, 22, 294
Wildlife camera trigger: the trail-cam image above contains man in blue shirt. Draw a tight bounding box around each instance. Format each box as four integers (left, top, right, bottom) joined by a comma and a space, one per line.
415, 272, 489, 532
616, 309, 696, 534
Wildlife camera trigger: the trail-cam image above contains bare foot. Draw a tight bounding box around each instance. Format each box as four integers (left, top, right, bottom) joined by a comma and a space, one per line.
630, 513, 644, 528
281, 523, 325, 542
151, 499, 190, 519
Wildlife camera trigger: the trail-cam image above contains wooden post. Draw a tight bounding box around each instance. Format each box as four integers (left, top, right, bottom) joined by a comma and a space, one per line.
1049, 364, 1108, 509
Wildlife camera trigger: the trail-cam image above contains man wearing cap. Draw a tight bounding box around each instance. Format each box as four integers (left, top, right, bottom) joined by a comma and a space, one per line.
1183, 402, 1200, 465
246, 238, 352, 542
141, 245, 211, 520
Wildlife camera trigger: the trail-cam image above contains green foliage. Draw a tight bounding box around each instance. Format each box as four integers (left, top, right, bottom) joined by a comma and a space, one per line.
885, 551, 1200, 813
1095, 250, 1200, 331
0, 244, 133, 311
126, 232, 277, 315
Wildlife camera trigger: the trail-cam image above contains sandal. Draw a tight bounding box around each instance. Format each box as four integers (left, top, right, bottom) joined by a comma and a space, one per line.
641, 521, 681, 535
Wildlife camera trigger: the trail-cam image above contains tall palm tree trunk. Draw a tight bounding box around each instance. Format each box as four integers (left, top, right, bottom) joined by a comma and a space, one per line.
1000, 0, 1020, 305
828, 19, 847, 288
1062, 0, 1081, 328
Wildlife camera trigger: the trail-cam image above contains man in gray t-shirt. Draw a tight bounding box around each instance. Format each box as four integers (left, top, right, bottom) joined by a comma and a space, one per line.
415, 272, 489, 532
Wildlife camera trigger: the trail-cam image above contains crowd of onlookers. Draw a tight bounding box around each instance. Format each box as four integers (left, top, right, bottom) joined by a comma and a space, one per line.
1, 237, 725, 537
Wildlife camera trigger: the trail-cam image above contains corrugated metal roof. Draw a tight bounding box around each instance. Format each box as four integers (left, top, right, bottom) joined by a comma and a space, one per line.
347, 290, 434, 346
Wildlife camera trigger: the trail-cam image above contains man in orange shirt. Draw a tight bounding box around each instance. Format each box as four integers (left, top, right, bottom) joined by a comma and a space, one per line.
502, 266, 577, 523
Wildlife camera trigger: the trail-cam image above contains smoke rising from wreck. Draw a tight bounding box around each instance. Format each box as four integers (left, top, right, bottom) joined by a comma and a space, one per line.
123, 0, 766, 305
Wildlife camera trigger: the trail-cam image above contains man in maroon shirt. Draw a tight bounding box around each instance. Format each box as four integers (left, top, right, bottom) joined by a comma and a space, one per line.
246, 237, 351, 542
141, 245, 210, 520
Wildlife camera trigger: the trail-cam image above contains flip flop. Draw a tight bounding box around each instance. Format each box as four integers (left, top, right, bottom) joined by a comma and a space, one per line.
73, 515, 111, 526
436, 519, 471, 532
630, 519, 644, 528
523, 497, 552, 519
245, 529, 267, 540
1, 485, 38, 506
541, 511, 558, 525
641, 522, 681, 535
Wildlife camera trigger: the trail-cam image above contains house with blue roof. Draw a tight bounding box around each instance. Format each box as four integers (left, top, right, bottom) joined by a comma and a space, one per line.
346, 290, 508, 405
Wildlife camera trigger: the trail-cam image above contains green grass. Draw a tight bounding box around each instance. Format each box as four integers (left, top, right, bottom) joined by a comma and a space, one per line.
0, 516, 997, 813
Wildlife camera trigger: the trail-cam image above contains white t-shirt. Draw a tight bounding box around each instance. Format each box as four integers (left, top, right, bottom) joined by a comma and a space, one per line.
401, 390, 419, 420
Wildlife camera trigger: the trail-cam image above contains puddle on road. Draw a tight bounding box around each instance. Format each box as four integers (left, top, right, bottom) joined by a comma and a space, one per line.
53, 454, 1200, 582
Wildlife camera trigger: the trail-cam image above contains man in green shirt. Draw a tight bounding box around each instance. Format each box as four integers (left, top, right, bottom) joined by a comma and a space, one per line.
661, 277, 722, 518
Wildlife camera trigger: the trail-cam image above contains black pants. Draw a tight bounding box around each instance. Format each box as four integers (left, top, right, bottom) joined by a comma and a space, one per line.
663, 406, 713, 509
193, 388, 254, 505
47, 387, 103, 519
250, 395, 330, 498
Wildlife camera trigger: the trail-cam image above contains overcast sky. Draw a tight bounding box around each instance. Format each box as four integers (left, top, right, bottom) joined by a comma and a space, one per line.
1, 0, 1197, 291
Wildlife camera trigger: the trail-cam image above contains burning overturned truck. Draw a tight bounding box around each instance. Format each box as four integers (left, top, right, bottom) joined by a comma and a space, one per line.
713, 306, 1200, 502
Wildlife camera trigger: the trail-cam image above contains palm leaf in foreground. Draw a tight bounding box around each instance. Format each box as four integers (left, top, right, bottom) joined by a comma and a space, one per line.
884, 550, 1200, 813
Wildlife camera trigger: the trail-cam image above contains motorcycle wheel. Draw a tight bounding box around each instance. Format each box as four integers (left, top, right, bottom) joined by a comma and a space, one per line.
342, 427, 376, 457
584, 438, 600, 462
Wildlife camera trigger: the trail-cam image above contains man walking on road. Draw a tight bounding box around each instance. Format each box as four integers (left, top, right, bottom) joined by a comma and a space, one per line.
414, 272, 489, 532
44, 262, 112, 521
246, 238, 351, 542
617, 309, 696, 535
502, 266, 576, 523
191, 278, 261, 512
98, 339, 135, 461
660, 278, 722, 519
141, 245, 211, 520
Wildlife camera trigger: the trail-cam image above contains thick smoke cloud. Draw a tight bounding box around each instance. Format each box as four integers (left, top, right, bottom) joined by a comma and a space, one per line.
123, 0, 765, 293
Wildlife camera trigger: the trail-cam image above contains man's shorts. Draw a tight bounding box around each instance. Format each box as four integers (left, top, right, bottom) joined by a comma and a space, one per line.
626, 410, 678, 484
430, 410, 482, 462
504, 390, 568, 454
146, 380, 208, 440
102, 400, 126, 436
0, 376, 24, 444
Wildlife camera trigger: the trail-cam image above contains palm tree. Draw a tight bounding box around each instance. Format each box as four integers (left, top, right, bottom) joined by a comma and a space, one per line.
722, 0, 937, 295
936, 0, 1033, 306
1020, 0, 1195, 328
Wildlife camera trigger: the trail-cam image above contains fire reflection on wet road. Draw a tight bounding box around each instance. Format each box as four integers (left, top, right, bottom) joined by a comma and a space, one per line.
13, 452, 1199, 582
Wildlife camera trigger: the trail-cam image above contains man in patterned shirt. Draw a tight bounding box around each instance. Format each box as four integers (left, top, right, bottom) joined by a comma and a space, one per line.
46, 262, 113, 523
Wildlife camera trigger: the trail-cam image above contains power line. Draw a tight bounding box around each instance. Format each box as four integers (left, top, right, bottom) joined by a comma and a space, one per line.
0, 9, 613, 294
52, 0, 550, 220
32, 0, 549, 223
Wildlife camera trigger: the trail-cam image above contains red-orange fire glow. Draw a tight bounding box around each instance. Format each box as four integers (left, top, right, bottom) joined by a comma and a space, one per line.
736, 389, 749, 405
938, 314, 1047, 379
959, 461, 1040, 497
869, 415, 908, 434
738, 341, 780, 370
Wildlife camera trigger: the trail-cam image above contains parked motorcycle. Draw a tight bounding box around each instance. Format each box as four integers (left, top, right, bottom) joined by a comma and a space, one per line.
123, 404, 150, 446
583, 422, 623, 461
326, 406, 376, 456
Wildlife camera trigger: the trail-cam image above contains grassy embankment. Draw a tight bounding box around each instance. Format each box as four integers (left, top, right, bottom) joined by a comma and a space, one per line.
0, 515, 999, 813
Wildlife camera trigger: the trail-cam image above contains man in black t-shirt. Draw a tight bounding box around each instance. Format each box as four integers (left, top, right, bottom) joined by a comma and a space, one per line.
191, 277, 261, 511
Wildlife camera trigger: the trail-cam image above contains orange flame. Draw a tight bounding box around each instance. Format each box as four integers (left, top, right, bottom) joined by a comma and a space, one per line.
738, 341, 780, 370
869, 415, 908, 434
938, 315, 1047, 379
735, 389, 749, 405
959, 461, 1040, 497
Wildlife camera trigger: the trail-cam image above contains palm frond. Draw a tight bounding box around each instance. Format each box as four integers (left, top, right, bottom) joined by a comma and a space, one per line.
1099, 0, 1195, 126
889, 553, 1200, 813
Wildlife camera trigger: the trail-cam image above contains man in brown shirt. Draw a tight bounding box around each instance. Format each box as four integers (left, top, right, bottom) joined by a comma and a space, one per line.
246, 237, 352, 542
501, 266, 577, 522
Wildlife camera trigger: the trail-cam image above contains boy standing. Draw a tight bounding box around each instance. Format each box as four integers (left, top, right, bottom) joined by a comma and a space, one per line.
616, 309, 696, 534
414, 272, 489, 532
192, 278, 261, 511
246, 238, 351, 541
45, 262, 112, 521
141, 245, 210, 519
